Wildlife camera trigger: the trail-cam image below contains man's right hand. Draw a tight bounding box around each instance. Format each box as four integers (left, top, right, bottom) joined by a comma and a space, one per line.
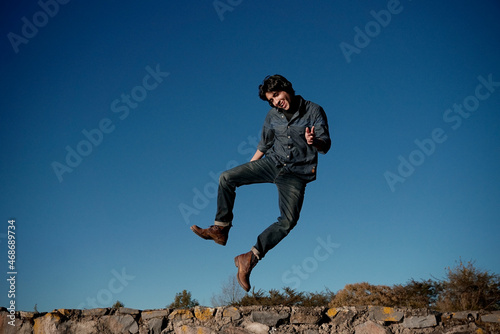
305, 126, 315, 145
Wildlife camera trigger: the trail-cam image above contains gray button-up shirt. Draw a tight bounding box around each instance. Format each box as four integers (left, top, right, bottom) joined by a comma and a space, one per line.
257, 96, 331, 181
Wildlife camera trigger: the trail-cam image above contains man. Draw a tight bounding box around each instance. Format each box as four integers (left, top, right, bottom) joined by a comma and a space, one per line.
191, 74, 331, 292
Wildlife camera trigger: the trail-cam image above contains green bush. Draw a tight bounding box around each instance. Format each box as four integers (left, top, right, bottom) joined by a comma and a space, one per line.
236, 287, 334, 307
168, 290, 199, 309
112, 300, 124, 309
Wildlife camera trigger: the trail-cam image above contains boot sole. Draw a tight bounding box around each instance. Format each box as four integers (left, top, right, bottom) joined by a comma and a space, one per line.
190, 226, 227, 246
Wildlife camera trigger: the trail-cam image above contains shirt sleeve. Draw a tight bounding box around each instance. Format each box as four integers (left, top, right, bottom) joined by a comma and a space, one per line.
313, 107, 331, 154
257, 112, 275, 154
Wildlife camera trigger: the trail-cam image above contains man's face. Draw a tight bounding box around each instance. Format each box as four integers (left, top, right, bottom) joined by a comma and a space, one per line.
265, 91, 293, 110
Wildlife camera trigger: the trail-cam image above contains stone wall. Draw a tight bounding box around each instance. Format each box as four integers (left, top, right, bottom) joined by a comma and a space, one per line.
1, 305, 499, 334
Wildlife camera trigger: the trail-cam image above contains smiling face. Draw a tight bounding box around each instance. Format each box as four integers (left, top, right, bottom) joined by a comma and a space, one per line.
265, 91, 294, 110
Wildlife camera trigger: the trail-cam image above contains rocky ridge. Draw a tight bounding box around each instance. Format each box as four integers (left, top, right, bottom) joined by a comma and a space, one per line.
1, 305, 499, 333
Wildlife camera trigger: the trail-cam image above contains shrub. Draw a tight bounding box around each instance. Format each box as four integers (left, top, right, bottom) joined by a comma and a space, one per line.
329, 279, 442, 309
168, 290, 199, 309
236, 287, 334, 307
112, 300, 124, 309
435, 260, 500, 311
329, 282, 396, 307
211, 275, 245, 307
213, 259, 499, 311
392, 279, 441, 309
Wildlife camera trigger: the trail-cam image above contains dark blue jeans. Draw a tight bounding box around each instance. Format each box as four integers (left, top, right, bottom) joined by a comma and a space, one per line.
215, 157, 307, 259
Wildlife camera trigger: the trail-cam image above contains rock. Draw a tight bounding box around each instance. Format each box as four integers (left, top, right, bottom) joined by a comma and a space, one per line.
18, 321, 34, 334
194, 306, 215, 321
147, 317, 165, 334
174, 325, 217, 334
403, 315, 437, 328
82, 308, 109, 316
65, 319, 98, 334
222, 326, 252, 334
57, 309, 79, 317
326, 308, 338, 319
118, 307, 140, 315
369, 306, 404, 322
303, 329, 320, 334
19, 311, 36, 319
0, 311, 19, 334
452, 311, 478, 321
169, 309, 194, 322
290, 312, 321, 324
244, 322, 270, 334
330, 308, 357, 328
33, 311, 65, 334
481, 311, 500, 323
9, 305, 500, 334
223, 307, 242, 321
250, 310, 288, 326
6, 320, 34, 334
444, 323, 484, 333
105, 314, 139, 333
354, 320, 389, 334
290, 308, 322, 324
142, 309, 170, 320
441, 312, 453, 320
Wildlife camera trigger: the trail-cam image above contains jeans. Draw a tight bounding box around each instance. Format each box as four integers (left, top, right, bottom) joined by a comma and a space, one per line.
215, 157, 307, 259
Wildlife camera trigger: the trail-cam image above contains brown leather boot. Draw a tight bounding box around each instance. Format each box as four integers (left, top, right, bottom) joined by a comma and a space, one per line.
234, 251, 259, 292
190, 225, 230, 246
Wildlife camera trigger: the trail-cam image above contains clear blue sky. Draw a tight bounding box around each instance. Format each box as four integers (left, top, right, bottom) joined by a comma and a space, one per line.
1, 0, 499, 312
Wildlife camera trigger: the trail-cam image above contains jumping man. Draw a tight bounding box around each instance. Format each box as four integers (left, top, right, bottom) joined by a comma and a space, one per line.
191, 74, 331, 291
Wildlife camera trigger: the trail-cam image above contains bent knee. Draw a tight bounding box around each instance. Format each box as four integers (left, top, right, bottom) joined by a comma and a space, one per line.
277, 217, 298, 233
219, 170, 232, 184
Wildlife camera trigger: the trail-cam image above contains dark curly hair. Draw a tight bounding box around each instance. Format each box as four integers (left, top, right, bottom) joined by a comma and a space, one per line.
258, 74, 295, 101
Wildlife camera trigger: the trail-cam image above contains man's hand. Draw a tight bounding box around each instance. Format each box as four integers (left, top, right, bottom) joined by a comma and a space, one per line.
251, 149, 264, 161
305, 126, 315, 145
